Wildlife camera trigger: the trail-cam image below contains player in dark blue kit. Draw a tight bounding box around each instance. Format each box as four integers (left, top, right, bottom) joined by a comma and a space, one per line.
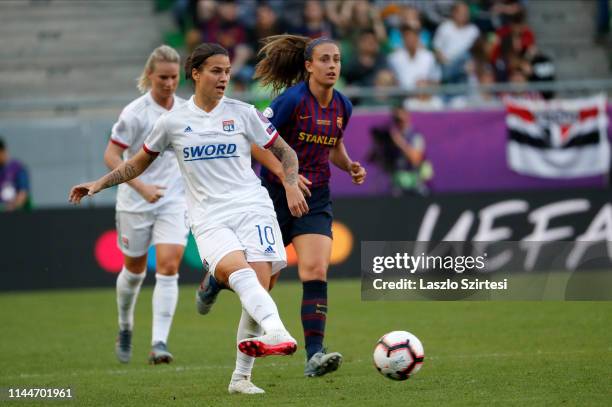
252, 35, 366, 377
197, 35, 366, 377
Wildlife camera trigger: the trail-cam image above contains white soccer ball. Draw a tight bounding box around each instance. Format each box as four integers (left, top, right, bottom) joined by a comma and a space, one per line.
373, 330, 425, 381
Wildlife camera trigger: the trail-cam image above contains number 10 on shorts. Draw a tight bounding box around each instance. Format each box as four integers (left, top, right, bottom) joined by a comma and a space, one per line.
255, 225, 276, 246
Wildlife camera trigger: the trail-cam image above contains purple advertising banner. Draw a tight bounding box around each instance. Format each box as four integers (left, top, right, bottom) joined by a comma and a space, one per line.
331, 107, 611, 197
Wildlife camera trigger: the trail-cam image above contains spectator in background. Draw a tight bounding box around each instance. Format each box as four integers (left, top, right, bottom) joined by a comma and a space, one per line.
490, 0, 525, 28
388, 23, 440, 91
419, 0, 456, 32
330, 0, 387, 60
468, 0, 496, 34
404, 79, 445, 111
248, 2, 288, 44
192, 0, 252, 89
447, 32, 499, 107
503, 67, 543, 100
368, 107, 432, 196
292, 0, 334, 39
387, 5, 432, 50
200, 0, 248, 54
359, 68, 398, 107
387, 25, 440, 90
433, 1, 480, 83
492, 31, 531, 83
490, 9, 535, 69
343, 29, 388, 87
185, 0, 217, 53
528, 52, 556, 99
450, 63, 499, 108
468, 34, 494, 79
238, 3, 289, 89
0, 137, 31, 211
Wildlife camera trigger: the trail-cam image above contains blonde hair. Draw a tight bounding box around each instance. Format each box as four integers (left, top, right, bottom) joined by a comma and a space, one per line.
137, 45, 181, 93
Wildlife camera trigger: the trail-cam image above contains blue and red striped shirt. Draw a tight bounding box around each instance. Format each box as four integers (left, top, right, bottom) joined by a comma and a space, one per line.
261, 82, 353, 187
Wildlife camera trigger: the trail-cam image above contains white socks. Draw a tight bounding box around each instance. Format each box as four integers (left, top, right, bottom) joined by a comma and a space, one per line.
152, 273, 179, 345
116, 266, 179, 345
227, 268, 286, 333
116, 267, 146, 331
232, 308, 262, 381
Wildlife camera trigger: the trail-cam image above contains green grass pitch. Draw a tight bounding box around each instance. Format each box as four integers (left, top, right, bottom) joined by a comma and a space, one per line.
1, 279, 611, 406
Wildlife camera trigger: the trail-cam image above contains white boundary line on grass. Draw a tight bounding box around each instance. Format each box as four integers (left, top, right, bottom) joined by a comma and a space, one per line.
5, 348, 610, 381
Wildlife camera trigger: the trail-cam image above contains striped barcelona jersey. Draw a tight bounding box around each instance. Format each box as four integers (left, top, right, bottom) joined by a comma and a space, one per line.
261, 81, 352, 187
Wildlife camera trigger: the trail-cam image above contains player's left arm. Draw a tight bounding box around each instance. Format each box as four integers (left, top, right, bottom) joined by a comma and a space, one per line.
246, 104, 308, 215
267, 137, 309, 217
330, 139, 366, 185
251, 144, 312, 197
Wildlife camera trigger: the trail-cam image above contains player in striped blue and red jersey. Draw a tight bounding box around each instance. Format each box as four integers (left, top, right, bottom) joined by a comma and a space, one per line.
251, 35, 367, 377
259, 80, 352, 187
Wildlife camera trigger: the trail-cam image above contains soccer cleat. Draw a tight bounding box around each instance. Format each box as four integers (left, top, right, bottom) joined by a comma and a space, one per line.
304, 350, 343, 377
115, 329, 132, 363
238, 330, 297, 357
148, 341, 173, 365
228, 379, 265, 394
196, 270, 222, 315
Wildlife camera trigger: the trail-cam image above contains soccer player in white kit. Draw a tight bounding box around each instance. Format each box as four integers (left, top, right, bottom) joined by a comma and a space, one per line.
69, 43, 308, 394
105, 45, 188, 365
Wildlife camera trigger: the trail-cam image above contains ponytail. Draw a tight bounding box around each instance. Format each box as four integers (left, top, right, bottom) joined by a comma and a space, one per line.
254, 35, 311, 94
254, 35, 338, 94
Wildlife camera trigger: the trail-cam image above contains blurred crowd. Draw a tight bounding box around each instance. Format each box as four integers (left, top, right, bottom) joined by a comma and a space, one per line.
171, 0, 556, 108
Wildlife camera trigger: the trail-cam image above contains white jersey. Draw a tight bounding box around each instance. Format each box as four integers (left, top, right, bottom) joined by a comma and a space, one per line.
143, 96, 279, 235
110, 92, 186, 213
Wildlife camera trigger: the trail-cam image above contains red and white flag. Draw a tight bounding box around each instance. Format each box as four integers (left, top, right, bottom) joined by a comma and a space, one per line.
505, 94, 609, 178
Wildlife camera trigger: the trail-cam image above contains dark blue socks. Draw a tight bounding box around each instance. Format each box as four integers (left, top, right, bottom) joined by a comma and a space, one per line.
301, 280, 328, 360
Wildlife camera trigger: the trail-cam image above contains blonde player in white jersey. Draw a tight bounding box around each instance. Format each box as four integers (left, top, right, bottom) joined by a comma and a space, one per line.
105, 45, 188, 365
70, 43, 308, 395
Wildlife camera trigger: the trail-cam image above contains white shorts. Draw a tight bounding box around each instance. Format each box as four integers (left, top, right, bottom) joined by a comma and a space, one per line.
116, 205, 189, 257
194, 212, 287, 277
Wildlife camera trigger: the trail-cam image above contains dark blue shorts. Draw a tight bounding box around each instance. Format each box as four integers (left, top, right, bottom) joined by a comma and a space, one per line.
262, 180, 333, 246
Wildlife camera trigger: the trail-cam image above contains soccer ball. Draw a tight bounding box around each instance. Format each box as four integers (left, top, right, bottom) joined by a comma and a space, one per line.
373, 331, 424, 381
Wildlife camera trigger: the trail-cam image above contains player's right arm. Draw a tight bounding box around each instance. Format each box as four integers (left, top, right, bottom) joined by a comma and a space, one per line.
104, 142, 165, 203
69, 148, 156, 204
